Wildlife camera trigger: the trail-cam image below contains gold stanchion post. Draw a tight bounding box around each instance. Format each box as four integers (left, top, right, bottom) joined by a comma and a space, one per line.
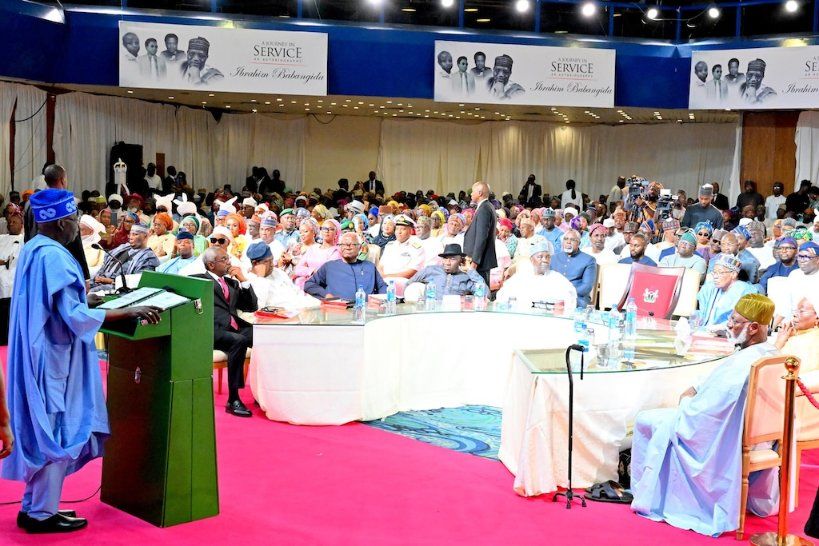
750, 357, 813, 546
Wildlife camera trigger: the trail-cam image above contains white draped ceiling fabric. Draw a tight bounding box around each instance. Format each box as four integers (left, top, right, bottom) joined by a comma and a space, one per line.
795, 111, 819, 191
378, 119, 740, 200
53, 91, 305, 194
0, 82, 47, 196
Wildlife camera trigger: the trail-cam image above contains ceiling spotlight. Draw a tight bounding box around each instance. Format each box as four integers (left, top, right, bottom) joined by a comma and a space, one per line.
581, 2, 596, 17
646, 7, 659, 19
367, 0, 383, 6
784, 0, 799, 12
441, 0, 454, 7
707, 6, 720, 18
515, 0, 530, 12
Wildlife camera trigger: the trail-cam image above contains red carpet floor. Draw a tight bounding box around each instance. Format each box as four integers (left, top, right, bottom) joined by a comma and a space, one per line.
0, 359, 816, 544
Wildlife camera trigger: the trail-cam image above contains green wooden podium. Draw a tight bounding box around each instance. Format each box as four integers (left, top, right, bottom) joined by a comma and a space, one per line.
100, 272, 219, 527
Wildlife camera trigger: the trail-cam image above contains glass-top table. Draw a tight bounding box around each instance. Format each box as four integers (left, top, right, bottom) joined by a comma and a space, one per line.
517, 330, 734, 375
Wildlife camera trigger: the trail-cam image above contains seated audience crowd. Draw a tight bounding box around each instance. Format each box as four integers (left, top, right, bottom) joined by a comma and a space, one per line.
6, 162, 819, 535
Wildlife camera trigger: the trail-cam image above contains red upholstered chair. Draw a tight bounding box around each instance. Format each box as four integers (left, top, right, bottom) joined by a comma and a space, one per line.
616, 264, 685, 320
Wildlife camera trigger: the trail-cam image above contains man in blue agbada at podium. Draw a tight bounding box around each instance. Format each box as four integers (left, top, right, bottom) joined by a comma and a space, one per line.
1, 189, 161, 534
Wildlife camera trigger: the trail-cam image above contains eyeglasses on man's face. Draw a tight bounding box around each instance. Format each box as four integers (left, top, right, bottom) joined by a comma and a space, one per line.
209, 237, 228, 244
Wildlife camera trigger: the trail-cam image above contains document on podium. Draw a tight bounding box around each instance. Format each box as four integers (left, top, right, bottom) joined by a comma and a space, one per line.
97, 287, 191, 311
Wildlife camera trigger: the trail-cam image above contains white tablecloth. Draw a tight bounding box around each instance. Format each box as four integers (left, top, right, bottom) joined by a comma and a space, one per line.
249, 312, 577, 424
498, 350, 721, 496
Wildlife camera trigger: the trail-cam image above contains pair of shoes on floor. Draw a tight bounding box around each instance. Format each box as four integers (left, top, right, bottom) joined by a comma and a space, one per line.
226, 399, 252, 417
17, 511, 87, 533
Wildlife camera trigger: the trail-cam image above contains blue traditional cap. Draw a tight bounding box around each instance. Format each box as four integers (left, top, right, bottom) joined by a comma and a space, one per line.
715, 253, 742, 272
694, 221, 714, 235
732, 225, 751, 240
130, 221, 150, 235
29, 189, 77, 223
530, 240, 554, 256
216, 209, 230, 218
369, 206, 380, 217
295, 207, 310, 218
176, 230, 194, 241
542, 207, 556, 218
261, 216, 277, 228
246, 241, 273, 262
800, 241, 819, 256
775, 237, 797, 248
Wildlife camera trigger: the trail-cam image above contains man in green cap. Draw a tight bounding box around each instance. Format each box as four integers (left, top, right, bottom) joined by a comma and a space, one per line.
659, 229, 707, 275
631, 293, 779, 536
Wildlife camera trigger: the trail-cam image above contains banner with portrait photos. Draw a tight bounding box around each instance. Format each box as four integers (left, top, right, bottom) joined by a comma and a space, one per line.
689, 46, 819, 109
118, 22, 327, 95
433, 40, 615, 107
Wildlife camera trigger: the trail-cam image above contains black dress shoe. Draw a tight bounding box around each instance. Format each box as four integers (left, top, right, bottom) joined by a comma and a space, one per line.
17, 510, 78, 528
226, 400, 252, 417
21, 513, 87, 534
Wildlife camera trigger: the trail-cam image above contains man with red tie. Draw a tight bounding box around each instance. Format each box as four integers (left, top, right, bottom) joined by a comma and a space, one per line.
194, 247, 257, 417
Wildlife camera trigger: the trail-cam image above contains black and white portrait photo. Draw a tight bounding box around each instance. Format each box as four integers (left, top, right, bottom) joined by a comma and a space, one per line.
180, 36, 224, 86
739, 58, 777, 104
690, 54, 777, 108
487, 54, 525, 100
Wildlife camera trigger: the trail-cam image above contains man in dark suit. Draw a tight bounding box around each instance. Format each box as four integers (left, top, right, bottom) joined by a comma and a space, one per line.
194, 247, 258, 417
711, 182, 730, 211
518, 174, 541, 207
364, 171, 384, 195
463, 181, 497, 287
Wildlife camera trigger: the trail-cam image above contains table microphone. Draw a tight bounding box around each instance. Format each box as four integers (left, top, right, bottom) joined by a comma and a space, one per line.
91, 243, 130, 293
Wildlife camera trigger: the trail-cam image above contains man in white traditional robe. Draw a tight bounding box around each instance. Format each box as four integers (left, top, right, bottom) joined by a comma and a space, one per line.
497, 240, 577, 313
631, 294, 779, 537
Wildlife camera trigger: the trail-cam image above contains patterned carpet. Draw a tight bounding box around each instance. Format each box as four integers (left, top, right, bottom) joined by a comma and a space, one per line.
363, 405, 502, 460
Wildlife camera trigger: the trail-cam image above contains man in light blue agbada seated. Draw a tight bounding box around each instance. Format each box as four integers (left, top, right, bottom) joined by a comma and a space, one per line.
2, 189, 161, 534
630, 294, 779, 537
697, 253, 756, 329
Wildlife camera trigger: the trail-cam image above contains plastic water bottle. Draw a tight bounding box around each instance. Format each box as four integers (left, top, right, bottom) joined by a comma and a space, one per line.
473, 281, 486, 311
625, 297, 638, 340
578, 325, 591, 353
353, 285, 366, 324
386, 280, 397, 315
608, 308, 622, 342
573, 309, 587, 339
425, 282, 437, 311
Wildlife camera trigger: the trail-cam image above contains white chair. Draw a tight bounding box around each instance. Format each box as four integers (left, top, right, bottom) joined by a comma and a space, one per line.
766, 276, 790, 319
671, 268, 702, 317
597, 263, 631, 310
403, 282, 426, 303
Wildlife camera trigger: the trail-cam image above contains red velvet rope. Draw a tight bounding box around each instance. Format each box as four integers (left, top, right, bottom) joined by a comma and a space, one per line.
797, 379, 819, 410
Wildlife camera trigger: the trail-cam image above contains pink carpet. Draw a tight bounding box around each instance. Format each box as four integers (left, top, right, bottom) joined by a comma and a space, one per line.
0, 353, 816, 545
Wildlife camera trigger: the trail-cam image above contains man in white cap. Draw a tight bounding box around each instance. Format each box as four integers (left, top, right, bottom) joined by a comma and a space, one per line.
681, 184, 723, 230
380, 214, 424, 282
603, 217, 624, 251
497, 239, 577, 313
90, 220, 160, 291
107, 193, 124, 227
344, 200, 365, 219
241, 197, 257, 219
174, 194, 198, 221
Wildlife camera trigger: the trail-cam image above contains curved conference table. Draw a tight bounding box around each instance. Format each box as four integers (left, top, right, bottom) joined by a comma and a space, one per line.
248, 303, 733, 496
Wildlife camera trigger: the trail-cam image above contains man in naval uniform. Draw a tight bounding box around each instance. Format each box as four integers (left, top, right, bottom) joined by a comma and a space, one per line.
379, 214, 425, 294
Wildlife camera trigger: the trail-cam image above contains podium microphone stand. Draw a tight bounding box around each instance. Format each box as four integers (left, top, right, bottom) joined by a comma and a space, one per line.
553, 344, 587, 509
